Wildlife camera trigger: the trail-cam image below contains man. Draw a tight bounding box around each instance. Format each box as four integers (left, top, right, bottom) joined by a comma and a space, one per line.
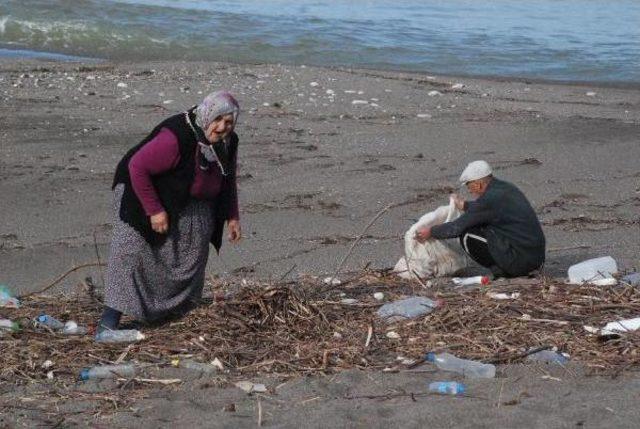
415, 160, 545, 278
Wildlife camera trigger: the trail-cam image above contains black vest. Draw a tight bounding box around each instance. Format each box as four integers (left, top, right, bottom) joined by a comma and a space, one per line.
112, 109, 238, 250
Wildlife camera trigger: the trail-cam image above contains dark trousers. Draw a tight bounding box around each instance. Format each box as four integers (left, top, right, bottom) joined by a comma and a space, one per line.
459, 227, 496, 269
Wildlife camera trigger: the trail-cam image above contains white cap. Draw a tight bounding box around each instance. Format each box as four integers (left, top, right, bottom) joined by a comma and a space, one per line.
459, 160, 492, 184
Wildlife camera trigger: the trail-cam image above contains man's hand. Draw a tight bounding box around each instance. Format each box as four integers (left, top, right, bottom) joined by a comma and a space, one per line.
150, 211, 169, 234
451, 193, 466, 211
228, 219, 242, 243
415, 226, 432, 243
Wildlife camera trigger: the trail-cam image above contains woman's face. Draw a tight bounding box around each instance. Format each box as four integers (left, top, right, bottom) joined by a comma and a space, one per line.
205, 113, 235, 143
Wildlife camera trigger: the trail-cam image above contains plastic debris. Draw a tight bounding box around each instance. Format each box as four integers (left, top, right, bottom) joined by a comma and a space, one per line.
452, 276, 490, 286
377, 297, 441, 323
568, 256, 617, 284
428, 90, 442, 97
451, 83, 465, 90
211, 358, 225, 371
585, 317, 640, 336
235, 381, 267, 393
426, 352, 496, 378
386, 331, 401, 339
351, 100, 368, 105
486, 292, 520, 300
525, 349, 569, 364
0, 285, 20, 308
171, 358, 218, 374
340, 298, 358, 305
95, 329, 145, 343
429, 381, 466, 396
373, 292, 385, 301
80, 363, 136, 381
585, 91, 596, 96
622, 273, 640, 286
0, 318, 20, 332
62, 321, 88, 335
36, 314, 65, 330
323, 277, 341, 286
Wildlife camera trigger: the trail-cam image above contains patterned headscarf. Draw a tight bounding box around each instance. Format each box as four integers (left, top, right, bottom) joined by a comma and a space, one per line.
194, 90, 240, 132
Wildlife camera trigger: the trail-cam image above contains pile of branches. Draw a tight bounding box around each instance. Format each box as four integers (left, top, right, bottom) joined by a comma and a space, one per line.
2, 271, 640, 384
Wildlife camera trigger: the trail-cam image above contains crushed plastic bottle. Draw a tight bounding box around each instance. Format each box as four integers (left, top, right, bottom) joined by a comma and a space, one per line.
600, 317, 640, 336
377, 297, 442, 323
171, 358, 218, 374
525, 349, 569, 364
62, 321, 88, 335
426, 352, 496, 378
0, 318, 20, 332
95, 329, 145, 343
36, 314, 65, 330
428, 381, 466, 396
452, 276, 490, 286
568, 256, 617, 284
80, 364, 136, 381
0, 285, 21, 308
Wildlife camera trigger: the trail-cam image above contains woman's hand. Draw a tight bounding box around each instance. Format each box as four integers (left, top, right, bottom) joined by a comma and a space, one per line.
228, 219, 242, 242
150, 211, 169, 234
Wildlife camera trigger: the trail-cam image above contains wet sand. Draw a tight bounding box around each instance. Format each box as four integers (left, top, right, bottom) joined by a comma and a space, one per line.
0, 59, 639, 427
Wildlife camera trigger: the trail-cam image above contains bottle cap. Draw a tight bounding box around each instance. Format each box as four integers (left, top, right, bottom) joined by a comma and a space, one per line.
425, 352, 436, 362
79, 369, 90, 381
481, 276, 490, 285
37, 314, 47, 322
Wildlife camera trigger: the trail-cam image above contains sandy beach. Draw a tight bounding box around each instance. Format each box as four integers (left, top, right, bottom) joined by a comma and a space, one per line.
1, 58, 639, 428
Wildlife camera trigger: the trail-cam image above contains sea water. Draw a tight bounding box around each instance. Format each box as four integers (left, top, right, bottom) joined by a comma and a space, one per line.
1, 0, 638, 83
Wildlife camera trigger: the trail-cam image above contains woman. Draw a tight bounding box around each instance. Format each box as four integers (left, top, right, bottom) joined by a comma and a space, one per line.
99, 91, 242, 332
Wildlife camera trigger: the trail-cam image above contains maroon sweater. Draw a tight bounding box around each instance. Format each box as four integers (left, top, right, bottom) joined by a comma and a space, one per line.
128, 127, 239, 219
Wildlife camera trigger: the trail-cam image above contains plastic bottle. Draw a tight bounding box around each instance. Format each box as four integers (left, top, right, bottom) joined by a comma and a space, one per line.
80, 364, 136, 381
601, 317, 640, 336
62, 321, 88, 335
0, 318, 20, 332
568, 256, 617, 284
426, 352, 496, 378
525, 350, 568, 364
377, 297, 442, 322
428, 381, 466, 396
622, 273, 640, 287
452, 276, 490, 286
172, 359, 217, 374
36, 314, 65, 330
95, 329, 145, 343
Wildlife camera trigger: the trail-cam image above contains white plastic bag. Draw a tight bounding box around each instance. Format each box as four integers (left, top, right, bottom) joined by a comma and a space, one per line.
394, 197, 467, 279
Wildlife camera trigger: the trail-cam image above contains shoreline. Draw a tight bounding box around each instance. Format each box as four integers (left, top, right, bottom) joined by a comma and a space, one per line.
2, 47, 640, 89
